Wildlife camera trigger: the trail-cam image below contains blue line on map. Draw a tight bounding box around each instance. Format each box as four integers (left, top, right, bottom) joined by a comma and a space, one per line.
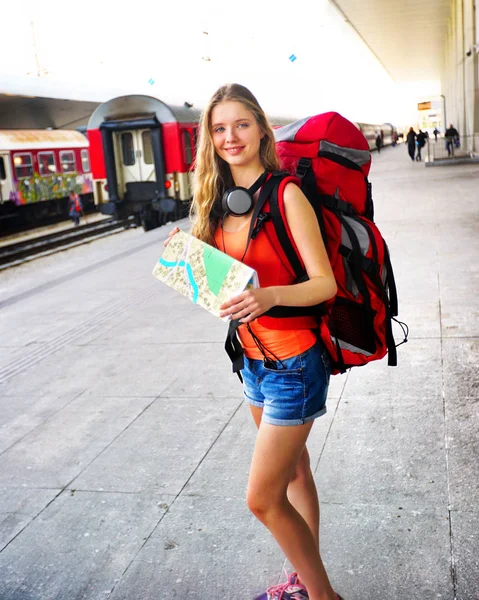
159, 257, 199, 303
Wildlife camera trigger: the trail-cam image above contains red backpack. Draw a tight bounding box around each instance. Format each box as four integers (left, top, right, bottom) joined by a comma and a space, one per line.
272, 112, 408, 374
225, 112, 407, 378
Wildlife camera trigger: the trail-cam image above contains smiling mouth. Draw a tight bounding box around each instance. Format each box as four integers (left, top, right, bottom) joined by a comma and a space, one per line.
224, 147, 245, 154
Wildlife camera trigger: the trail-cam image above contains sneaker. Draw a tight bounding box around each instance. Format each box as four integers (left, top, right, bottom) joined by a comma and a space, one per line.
253, 572, 309, 600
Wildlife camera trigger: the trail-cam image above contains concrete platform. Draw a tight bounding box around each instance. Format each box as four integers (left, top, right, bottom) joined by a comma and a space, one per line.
0, 147, 477, 599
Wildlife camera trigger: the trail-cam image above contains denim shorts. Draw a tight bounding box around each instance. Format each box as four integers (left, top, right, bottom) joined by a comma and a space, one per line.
242, 340, 331, 426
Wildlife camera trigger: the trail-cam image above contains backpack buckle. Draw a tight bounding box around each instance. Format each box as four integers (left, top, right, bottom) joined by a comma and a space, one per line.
343, 247, 353, 262
251, 212, 270, 239
296, 158, 312, 179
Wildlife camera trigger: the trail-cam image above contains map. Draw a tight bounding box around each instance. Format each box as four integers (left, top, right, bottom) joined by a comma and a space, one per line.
152, 230, 258, 320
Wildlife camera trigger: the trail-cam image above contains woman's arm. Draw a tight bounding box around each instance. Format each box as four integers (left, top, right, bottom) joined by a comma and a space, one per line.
273, 182, 337, 305
219, 183, 337, 323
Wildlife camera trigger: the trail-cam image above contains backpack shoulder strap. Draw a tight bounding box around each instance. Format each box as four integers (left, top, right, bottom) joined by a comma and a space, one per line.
243, 171, 286, 258
267, 175, 306, 281
224, 171, 291, 380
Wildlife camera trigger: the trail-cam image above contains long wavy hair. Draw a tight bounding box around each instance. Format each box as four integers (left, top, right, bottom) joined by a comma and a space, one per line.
190, 83, 280, 244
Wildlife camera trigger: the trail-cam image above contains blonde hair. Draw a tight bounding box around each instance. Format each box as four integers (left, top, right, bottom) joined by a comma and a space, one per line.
190, 83, 280, 244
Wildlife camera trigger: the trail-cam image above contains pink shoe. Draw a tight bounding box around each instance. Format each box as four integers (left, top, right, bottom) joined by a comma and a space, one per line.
253, 572, 309, 599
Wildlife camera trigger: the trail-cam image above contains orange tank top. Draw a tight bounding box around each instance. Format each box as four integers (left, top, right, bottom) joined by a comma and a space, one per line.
214, 220, 316, 361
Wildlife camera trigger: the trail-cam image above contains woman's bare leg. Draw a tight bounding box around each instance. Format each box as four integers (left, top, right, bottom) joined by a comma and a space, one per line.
250, 406, 320, 549
247, 411, 335, 600
287, 446, 320, 550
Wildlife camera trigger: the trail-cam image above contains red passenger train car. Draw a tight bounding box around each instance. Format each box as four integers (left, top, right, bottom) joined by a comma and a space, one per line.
0, 130, 93, 226
87, 95, 201, 230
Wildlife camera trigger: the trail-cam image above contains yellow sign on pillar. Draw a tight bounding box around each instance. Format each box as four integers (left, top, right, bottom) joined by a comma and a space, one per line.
417, 101, 432, 110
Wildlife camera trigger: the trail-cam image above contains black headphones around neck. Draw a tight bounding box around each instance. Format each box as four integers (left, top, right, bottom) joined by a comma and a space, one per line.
221, 171, 268, 217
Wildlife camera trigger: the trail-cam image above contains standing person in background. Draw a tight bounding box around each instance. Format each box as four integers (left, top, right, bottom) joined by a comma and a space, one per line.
69, 190, 82, 227
375, 131, 382, 153
445, 124, 460, 156
406, 127, 417, 161
165, 83, 341, 600
433, 127, 439, 142
416, 130, 427, 162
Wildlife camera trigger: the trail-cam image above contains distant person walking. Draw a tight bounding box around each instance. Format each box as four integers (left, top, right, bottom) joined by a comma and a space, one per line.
375, 132, 382, 153
416, 130, 427, 162
69, 190, 83, 227
433, 127, 439, 142
406, 127, 417, 161
445, 124, 459, 156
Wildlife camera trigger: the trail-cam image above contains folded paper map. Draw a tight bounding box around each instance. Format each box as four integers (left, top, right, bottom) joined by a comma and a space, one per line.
152, 230, 259, 320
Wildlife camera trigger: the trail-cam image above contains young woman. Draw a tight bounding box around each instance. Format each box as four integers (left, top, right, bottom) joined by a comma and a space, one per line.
166, 83, 341, 600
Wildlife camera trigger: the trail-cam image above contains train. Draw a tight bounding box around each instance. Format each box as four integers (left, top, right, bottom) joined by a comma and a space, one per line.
355, 122, 396, 148
0, 130, 94, 227
0, 94, 397, 232
87, 95, 200, 231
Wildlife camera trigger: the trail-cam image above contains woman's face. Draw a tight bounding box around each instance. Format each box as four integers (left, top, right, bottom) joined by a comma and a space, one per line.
210, 100, 263, 169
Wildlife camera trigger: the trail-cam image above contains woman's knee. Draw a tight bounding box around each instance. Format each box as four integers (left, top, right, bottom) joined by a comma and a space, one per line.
246, 484, 285, 520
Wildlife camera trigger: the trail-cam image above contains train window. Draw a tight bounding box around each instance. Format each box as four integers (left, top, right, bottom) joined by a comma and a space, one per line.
38, 152, 57, 176
121, 133, 135, 166
60, 150, 76, 173
13, 153, 34, 178
182, 130, 193, 166
0, 157, 5, 180
142, 131, 153, 165
81, 149, 91, 172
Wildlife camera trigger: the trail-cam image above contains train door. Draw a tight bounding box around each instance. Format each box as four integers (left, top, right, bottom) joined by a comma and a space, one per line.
0, 152, 13, 204
115, 129, 156, 193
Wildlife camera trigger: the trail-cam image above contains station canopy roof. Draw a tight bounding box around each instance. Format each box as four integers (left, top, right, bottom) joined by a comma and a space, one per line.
331, 0, 451, 81
0, 93, 101, 130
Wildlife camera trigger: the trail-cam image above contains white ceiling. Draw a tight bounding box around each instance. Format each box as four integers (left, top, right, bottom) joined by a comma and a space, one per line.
330, 0, 452, 81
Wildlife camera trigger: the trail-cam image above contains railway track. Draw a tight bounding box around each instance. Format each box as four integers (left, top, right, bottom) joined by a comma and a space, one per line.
0, 217, 135, 270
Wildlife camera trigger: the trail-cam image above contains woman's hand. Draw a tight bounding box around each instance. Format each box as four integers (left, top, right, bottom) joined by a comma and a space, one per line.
219, 287, 277, 323
164, 227, 180, 247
